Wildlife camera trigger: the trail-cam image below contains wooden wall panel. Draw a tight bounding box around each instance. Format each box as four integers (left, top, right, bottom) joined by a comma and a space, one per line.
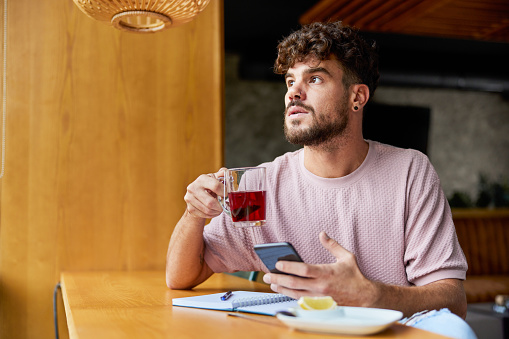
0, 0, 223, 338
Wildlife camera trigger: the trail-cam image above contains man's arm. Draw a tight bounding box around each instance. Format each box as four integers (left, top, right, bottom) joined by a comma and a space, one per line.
166, 169, 225, 289
370, 277, 467, 319
166, 211, 213, 289
263, 231, 467, 319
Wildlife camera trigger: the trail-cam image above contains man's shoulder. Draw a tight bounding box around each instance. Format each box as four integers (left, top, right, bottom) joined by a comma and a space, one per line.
371, 140, 430, 166
259, 148, 303, 170
370, 141, 438, 183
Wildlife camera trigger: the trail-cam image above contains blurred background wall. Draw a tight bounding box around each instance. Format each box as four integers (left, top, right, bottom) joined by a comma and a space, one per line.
224, 52, 509, 201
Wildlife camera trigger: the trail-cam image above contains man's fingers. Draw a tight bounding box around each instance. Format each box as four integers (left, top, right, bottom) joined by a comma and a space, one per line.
200, 173, 225, 197
274, 260, 320, 279
269, 284, 315, 300
184, 173, 225, 218
264, 269, 319, 291
319, 231, 351, 260
213, 167, 227, 179
185, 199, 220, 219
264, 273, 316, 298
186, 168, 227, 218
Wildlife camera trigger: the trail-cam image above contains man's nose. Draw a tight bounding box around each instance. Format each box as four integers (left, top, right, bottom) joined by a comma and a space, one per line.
287, 82, 305, 101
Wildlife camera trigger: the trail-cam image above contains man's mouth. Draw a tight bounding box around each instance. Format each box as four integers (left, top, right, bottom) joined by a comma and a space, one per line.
286, 101, 313, 117
287, 106, 308, 116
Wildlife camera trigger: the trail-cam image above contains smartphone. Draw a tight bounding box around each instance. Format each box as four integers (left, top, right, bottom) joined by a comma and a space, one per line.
253, 242, 304, 275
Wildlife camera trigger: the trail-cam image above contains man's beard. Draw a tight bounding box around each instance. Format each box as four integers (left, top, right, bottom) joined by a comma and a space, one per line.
283, 99, 350, 147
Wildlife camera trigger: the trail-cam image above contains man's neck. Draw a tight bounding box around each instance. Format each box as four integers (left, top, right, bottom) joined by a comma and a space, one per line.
303, 137, 369, 178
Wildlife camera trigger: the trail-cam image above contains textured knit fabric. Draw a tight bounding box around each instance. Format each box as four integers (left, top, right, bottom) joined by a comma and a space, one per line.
203, 140, 467, 286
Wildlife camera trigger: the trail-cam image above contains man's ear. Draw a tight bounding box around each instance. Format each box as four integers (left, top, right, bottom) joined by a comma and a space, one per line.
350, 84, 370, 111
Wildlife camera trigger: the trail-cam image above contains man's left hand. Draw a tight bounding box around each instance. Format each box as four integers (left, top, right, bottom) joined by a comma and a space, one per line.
262, 231, 379, 307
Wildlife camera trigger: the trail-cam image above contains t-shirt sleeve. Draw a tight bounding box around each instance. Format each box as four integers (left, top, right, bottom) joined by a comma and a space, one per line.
203, 213, 263, 273
403, 156, 467, 286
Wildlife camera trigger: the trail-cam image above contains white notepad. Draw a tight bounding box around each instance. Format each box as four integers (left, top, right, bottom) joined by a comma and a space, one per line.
172, 291, 298, 316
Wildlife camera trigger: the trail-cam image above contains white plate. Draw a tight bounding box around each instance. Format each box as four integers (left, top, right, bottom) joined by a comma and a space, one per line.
276, 306, 403, 335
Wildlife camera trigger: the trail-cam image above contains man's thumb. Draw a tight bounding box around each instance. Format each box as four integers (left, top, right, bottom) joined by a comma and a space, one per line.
319, 231, 349, 259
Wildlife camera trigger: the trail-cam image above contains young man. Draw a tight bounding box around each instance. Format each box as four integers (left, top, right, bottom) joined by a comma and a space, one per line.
167, 22, 476, 338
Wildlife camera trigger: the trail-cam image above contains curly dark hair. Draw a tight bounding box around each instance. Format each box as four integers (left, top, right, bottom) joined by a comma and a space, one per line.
274, 21, 379, 97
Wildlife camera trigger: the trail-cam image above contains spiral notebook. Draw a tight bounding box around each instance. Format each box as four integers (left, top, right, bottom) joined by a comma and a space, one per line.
172, 291, 298, 316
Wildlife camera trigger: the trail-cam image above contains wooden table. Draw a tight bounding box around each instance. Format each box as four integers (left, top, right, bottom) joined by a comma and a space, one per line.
60, 271, 448, 339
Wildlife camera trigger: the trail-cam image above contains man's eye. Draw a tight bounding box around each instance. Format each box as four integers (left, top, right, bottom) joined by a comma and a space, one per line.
310, 76, 322, 84
287, 80, 294, 87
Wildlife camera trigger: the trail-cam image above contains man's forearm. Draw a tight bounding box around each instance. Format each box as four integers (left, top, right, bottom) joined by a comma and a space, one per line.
166, 210, 213, 289
368, 278, 467, 319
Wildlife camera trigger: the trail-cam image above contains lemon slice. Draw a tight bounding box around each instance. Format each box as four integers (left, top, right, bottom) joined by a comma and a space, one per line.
297, 296, 337, 310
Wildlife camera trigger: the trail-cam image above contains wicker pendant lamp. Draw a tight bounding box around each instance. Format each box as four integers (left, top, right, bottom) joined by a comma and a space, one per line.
72, 0, 211, 33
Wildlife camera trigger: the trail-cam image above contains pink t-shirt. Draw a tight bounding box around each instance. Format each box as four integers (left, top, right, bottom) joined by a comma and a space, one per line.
203, 140, 467, 286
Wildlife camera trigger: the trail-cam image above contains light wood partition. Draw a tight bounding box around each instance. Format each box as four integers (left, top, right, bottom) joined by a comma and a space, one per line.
0, 1, 223, 338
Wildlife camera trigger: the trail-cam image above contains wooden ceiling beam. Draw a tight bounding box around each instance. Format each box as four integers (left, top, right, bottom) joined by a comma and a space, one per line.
376, 0, 455, 31
477, 18, 509, 40
361, 0, 420, 30
351, 0, 404, 28
454, 0, 509, 12
299, 0, 352, 24
328, 0, 373, 24
298, 0, 509, 42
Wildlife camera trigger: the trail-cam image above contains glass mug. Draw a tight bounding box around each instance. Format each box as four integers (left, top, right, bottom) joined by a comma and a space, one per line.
218, 167, 266, 227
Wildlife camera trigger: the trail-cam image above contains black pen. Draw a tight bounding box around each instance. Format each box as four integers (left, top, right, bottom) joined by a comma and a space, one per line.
221, 290, 233, 301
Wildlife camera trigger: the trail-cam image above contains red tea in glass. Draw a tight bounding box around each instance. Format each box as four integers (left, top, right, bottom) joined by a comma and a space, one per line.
218, 167, 266, 227
228, 190, 266, 222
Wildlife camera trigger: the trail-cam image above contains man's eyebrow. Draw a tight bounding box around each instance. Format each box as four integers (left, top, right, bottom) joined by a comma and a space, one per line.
284, 67, 332, 79
305, 67, 332, 77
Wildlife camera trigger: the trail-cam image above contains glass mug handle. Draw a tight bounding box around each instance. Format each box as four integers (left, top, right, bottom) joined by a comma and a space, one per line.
216, 176, 231, 216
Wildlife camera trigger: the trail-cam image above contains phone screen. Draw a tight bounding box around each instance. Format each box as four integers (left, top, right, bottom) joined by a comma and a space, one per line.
254, 242, 303, 275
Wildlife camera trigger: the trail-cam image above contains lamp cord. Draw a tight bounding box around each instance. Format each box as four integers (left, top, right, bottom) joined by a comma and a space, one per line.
54, 282, 61, 339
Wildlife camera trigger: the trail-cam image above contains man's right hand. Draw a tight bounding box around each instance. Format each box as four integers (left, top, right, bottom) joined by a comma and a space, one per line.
184, 168, 226, 219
